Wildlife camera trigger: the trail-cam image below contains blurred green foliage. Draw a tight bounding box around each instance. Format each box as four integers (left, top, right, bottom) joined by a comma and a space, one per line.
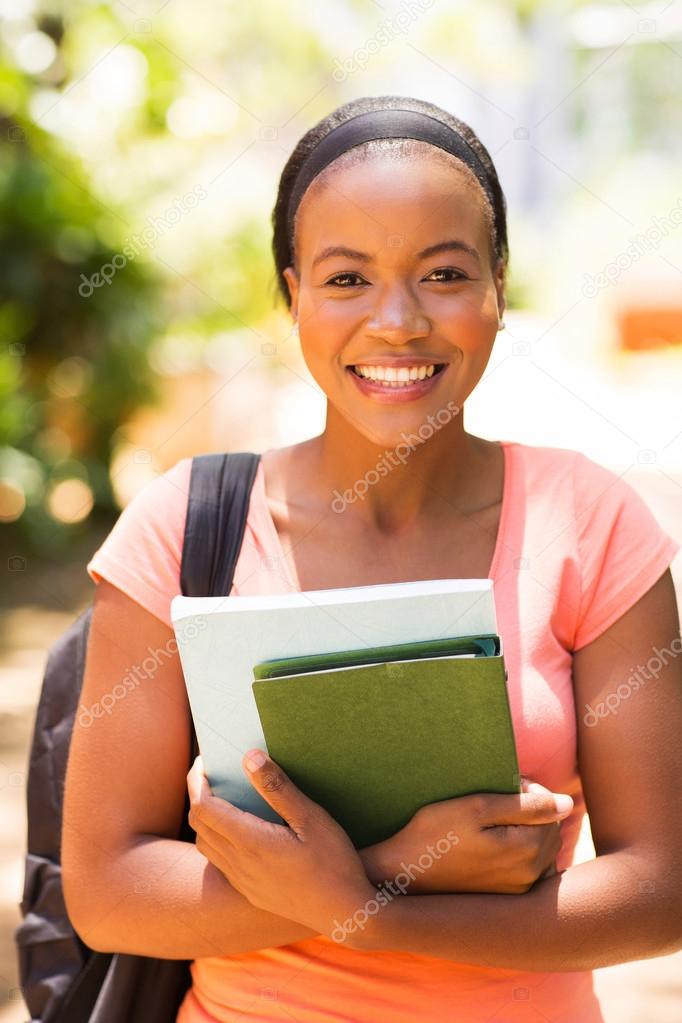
0, 65, 164, 553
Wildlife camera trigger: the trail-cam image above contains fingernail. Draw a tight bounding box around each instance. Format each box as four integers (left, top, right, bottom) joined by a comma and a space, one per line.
245, 749, 267, 772
554, 794, 573, 816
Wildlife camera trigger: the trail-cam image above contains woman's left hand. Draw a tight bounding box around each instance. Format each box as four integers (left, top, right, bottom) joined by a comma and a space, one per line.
187, 750, 377, 942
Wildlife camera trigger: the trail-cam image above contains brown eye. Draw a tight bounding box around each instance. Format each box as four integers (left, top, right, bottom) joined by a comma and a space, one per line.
325, 273, 366, 287
426, 267, 468, 283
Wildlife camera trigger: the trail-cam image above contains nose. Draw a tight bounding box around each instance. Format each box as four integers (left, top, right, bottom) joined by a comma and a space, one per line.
364, 283, 431, 345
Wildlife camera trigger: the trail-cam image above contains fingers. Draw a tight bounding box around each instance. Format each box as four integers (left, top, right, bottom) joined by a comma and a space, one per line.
187, 755, 211, 806
194, 822, 230, 868
517, 778, 573, 827
187, 755, 252, 842
478, 789, 574, 827
520, 778, 564, 801
242, 748, 323, 838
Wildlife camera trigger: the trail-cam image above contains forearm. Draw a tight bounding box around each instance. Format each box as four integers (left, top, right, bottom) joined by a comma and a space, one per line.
70, 835, 318, 958
349, 851, 682, 970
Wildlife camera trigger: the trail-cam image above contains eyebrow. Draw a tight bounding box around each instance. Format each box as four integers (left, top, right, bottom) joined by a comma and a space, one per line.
311, 239, 482, 269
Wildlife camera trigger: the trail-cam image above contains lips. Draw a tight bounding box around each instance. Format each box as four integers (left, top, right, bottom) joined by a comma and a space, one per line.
345, 362, 448, 403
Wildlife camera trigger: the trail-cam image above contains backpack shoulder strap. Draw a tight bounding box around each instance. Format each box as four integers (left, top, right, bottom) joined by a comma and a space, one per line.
179, 451, 261, 794
180, 451, 261, 599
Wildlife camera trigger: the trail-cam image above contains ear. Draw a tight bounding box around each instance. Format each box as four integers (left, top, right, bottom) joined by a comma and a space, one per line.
282, 266, 299, 321
493, 257, 506, 322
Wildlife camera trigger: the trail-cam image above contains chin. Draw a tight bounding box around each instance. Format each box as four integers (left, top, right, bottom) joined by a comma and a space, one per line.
345, 415, 453, 459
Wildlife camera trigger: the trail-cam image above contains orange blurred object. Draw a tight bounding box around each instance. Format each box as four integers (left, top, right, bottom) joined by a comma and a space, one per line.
617, 306, 682, 351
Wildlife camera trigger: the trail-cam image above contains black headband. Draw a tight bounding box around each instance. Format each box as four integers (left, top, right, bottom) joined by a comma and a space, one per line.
286, 108, 497, 245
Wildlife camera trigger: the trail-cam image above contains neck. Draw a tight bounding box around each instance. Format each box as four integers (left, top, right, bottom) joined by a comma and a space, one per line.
302, 404, 488, 535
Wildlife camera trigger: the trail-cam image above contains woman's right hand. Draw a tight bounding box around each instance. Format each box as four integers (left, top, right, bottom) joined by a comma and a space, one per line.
359, 779, 572, 896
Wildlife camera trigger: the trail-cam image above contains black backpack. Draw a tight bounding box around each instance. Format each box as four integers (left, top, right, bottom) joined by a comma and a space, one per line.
15, 451, 261, 1023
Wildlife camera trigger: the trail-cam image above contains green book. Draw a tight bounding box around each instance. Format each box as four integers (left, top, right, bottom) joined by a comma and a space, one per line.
251, 635, 519, 848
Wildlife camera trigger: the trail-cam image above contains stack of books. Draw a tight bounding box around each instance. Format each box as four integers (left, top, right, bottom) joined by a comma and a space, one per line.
172, 579, 519, 848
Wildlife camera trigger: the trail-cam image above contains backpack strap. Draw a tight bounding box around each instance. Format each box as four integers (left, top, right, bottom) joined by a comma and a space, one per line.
178, 451, 261, 798
181, 452, 261, 599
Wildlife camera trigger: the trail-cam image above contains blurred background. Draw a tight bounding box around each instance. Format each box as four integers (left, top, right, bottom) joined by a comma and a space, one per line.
1, 0, 681, 1019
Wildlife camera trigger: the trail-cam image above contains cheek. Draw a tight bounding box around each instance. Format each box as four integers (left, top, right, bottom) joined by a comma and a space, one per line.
450, 289, 499, 331
298, 291, 351, 333
299, 338, 342, 390
443, 297, 499, 364
297, 301, 348, 372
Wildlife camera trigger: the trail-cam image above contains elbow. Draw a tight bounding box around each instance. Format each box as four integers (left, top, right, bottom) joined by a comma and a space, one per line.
64, 882, 119, 954
62, 873, 95, 951
62, 853, 114, 953
71, 919, 112, 955
603, 845, 682, 960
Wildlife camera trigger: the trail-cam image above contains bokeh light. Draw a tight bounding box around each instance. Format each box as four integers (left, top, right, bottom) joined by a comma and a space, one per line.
46, 477, 94, 523
0, 479, 26, 522
15, 30, 56, 74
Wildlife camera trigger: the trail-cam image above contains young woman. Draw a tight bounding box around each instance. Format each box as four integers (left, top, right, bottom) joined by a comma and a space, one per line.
62, 96, 682, 1023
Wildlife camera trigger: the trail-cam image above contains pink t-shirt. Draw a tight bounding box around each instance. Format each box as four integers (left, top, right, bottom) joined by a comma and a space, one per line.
87, 440, 680, 1023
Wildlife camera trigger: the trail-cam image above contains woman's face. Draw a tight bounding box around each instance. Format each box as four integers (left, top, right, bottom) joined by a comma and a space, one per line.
282, 150, 506, 449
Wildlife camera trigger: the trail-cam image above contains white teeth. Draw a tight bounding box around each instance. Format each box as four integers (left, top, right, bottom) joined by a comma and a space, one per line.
353, 364, 437, 385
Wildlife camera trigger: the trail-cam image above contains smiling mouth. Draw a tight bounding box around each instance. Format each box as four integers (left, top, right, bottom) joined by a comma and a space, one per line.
348, 363, 447, 387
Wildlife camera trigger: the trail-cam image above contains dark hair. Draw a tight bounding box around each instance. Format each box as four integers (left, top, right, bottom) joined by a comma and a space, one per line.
271, 95, 509, 310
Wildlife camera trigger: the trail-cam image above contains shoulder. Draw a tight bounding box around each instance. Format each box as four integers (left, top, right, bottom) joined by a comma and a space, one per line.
508, 439, 674, 545
507, 441, 679, 649
113, 456, 193, 550
127, 456, 193, 509
87, 457, 193, 627
505, 439, 579, 471
506, 440, 633, 498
